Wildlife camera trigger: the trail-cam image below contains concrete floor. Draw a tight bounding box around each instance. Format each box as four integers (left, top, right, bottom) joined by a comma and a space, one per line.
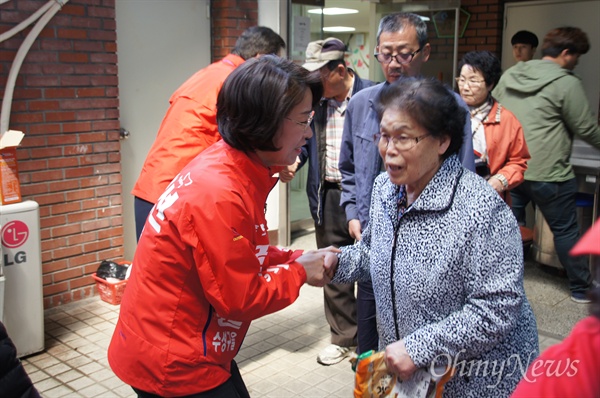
19, 230, 588, 397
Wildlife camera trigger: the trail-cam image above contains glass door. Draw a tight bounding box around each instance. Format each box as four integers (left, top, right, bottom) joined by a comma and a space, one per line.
368, 0, 463, 88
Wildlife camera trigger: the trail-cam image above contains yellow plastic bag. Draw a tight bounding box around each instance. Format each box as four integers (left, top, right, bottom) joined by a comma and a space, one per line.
352, 351, 453, 398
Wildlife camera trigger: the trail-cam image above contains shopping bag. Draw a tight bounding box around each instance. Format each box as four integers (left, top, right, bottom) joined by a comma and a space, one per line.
352, 350, 453, 398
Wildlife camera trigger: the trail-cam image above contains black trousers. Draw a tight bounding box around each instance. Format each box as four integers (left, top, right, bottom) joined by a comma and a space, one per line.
132, 360, 250, 398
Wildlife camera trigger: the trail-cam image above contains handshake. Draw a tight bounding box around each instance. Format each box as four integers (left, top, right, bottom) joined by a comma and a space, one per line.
296, 246, 342, 287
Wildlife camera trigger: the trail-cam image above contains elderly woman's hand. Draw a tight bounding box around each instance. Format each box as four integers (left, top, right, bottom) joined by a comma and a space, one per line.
384, 340, 418, 381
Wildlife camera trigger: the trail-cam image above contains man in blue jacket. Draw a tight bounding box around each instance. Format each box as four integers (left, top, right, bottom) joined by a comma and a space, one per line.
282, 38, 375, 365
338, 12, 476, 355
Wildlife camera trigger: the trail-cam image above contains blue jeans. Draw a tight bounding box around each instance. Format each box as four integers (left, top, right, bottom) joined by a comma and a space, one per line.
511, 179, 592, 293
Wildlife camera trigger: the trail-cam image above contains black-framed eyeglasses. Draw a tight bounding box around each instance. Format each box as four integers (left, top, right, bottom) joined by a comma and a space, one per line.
373, 133, 430, 151
285, 110, 315, 131
374, 48, 422, 65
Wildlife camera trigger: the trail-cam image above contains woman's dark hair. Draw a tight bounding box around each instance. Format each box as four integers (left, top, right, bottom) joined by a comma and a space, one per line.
375, 77, 465, 159
217, 55, 322, 152
458, 50, 502, 88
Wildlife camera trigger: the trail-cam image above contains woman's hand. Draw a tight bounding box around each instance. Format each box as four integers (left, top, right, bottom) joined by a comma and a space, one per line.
385, 340, 418, 381
488, 176, 504, 193
296, 250, 329, 287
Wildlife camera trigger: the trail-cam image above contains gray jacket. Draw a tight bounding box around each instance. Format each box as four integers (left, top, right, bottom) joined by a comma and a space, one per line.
334, 155, 539, 397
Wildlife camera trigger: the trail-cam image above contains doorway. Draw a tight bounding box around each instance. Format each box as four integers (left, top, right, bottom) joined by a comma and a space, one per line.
115, 0, 211, 260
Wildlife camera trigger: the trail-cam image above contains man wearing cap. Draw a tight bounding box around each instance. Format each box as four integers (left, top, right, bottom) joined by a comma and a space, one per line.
338, 12, 475, 358
282, 37, 375, 365
511, 30, 539, 63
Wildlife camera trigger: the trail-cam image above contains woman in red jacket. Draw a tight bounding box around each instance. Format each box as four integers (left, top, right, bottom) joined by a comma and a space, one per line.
108, 55, 326, 398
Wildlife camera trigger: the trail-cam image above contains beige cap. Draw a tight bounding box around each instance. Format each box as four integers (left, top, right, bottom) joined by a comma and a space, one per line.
302, 37, 347, 72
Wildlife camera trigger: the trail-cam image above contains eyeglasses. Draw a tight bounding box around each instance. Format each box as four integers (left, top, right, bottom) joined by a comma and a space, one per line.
455, 77, 486, 88
285, 110, 315, 131
374, 48, 422, 65
374, 133, 430, 151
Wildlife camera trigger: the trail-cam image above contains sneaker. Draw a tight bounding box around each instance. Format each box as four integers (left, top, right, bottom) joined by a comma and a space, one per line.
317, 344, 353, 365
570, 291, 591, 304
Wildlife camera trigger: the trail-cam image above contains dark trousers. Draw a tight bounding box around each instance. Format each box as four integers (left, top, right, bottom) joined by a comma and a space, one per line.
315, 184, 357, 347
134, 196, 155, 242
132, 360, 250, 398
357, 280, 379, 354
511, 179, 592, 293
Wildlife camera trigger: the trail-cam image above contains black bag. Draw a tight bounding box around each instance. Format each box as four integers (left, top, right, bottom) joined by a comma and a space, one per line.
95, 260, 128, 280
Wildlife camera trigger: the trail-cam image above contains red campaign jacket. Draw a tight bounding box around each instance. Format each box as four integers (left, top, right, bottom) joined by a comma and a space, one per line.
132, 54, 245, 204
511, 316, 600, 398
109, 141, 307, 396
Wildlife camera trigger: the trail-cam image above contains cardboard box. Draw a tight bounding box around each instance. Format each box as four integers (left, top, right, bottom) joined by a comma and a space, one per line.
0, 130, 24, 205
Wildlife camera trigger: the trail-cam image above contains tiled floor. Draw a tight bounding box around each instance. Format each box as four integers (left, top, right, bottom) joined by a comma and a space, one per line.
20, 231, 587, 398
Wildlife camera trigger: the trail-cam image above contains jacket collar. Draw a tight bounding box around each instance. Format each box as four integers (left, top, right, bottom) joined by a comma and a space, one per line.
217, 141, 280, 194
381, 154, 463, 213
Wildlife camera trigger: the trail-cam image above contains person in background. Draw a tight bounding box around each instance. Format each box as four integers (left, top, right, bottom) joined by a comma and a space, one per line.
108, 56, 328, 398
281, 37, 376, 366
456, 50, 530, 203
511, 219, 600, 397
326, 77, 538, 396
132, 26, 285, 240
494, 26, 600, 304
0, 321, 41, 398
338, 12, 475, 357
511, 30, 538, 63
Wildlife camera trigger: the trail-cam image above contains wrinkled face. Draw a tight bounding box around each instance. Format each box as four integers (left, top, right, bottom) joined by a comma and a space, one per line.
512, 43, 536, 62
376, 27, 430, 83
257, 89, 314, 167
378, 108, 449, 198
457, 65, 491, 107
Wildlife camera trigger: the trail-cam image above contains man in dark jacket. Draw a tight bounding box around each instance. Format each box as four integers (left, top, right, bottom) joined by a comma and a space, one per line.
0, 321, 40, 398
281, 38, 375, 365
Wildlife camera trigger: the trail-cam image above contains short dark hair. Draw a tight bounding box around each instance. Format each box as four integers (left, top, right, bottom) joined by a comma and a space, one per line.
376, 13, 428, 48
217, 55, 322, 153
375, 77, 465, 159
511, 30, 538, 47
541, 26, 590, 58
458, 51, 502, 88
232, 26, 286, 60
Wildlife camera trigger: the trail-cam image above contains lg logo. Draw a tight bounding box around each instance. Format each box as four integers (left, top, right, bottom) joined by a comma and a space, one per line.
2, 220, 29, 248
2, 220, 29, 267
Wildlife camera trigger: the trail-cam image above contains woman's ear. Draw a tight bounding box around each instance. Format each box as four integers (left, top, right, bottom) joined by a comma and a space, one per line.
437, 134, 451, 156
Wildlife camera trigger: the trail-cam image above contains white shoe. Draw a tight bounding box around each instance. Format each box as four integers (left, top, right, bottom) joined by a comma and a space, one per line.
317, 344, 354, 365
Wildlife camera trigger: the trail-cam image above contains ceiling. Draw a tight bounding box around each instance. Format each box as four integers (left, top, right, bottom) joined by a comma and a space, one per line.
306, 0, 371, 34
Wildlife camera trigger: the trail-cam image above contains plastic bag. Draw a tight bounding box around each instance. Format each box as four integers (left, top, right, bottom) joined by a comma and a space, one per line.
352, 350, 453, 398
95, 260, 129, 281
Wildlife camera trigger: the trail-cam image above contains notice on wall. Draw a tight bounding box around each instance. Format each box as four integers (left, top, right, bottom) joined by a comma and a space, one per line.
294, 16, 311, 53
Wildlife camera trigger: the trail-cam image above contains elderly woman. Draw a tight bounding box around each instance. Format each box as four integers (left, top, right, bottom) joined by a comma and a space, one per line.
109, 56, 327, 397
457, 51, 529, 203
325, 77, 538, 397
